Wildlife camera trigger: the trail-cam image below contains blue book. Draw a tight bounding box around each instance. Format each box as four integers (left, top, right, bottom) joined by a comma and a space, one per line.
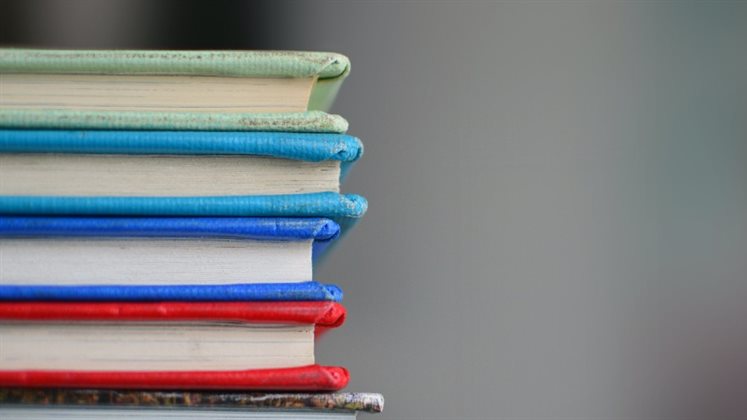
0, 216, 343, 302
0, 130, 366, 231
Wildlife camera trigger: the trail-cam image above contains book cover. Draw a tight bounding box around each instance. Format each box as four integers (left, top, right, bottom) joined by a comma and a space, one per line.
0, 301, 348, 391
0, 365, 348, 391
0, 110, 348, 133
0, 282, 343, 302
0, 216, 340, 257
0, 301, 346, 326
0, 129, 363, 180
0, 49, 350, 112
0, 389, 384, 413
0, 193, 366, 233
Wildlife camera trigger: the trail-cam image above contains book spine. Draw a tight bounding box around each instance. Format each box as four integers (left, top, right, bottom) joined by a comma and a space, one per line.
0, 110, 349, 133
0, 301, 346, 327
0, 130, 363, 162
0, 216, 340, 241
0, 282, 343, 302
0, 365, 349, 391
0, 389, 384, 412
0, 193, 367, 218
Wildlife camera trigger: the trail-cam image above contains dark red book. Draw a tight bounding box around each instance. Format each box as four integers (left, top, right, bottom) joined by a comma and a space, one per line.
0, 301, 348, 391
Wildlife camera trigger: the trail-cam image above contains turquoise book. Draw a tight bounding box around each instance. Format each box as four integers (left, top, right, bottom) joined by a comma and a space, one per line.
0, 130, 366, 229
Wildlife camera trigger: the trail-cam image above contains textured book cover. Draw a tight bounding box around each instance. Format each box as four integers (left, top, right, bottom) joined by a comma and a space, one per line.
0, 282, 343, 303
0, 49, 350, 131
0, 130, 363, 179
0, 110, 349, 133
0, 301, 346, 326
0, 389, 384, 413
0, 193, 367, 233
0, 49, 350, 111
0, 365, 348, 391
0, 301, 348, 391
0, 215, 340, 256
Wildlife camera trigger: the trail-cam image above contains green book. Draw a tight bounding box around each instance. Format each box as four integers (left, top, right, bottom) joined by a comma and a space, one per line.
0, 49, 350, 132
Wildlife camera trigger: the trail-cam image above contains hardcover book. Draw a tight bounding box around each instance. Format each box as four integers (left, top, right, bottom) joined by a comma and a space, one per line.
0, 390, 383, 419
0, 216, 342, 297
0, 301, 348, 390
0, 49, 350, 132
0, 129, 363, 194
0, 129, 367, 229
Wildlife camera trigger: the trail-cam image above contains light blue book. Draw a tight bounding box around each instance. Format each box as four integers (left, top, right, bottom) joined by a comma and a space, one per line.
0, 130, 366, 231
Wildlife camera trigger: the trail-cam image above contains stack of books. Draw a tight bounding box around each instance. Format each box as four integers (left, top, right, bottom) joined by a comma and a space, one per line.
0, 49, 382, 419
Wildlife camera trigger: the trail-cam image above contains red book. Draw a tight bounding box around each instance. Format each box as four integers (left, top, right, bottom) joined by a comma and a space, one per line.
0, 301, 348, 391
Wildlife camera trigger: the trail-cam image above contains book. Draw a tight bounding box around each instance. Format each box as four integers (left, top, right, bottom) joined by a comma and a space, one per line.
0, 301, 348, 390
0, 216, 339, 287
0, 130, 362, 196
0, 390, 384, 419
0, 49, 350, 132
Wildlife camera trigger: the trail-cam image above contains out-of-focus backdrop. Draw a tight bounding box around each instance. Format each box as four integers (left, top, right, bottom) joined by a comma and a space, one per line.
2, 1, 747, 419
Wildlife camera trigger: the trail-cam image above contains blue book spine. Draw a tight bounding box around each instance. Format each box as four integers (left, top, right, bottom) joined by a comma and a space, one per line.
0, 216, 339, 240
0, 216, 341, 260
0, 193, 367, 244
0, 282, 343, 302
0, 192, 367, 219
0, 130, 363, 180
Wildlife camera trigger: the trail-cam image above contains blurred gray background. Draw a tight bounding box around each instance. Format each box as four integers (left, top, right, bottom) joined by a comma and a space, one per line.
2, 1, 747, 419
